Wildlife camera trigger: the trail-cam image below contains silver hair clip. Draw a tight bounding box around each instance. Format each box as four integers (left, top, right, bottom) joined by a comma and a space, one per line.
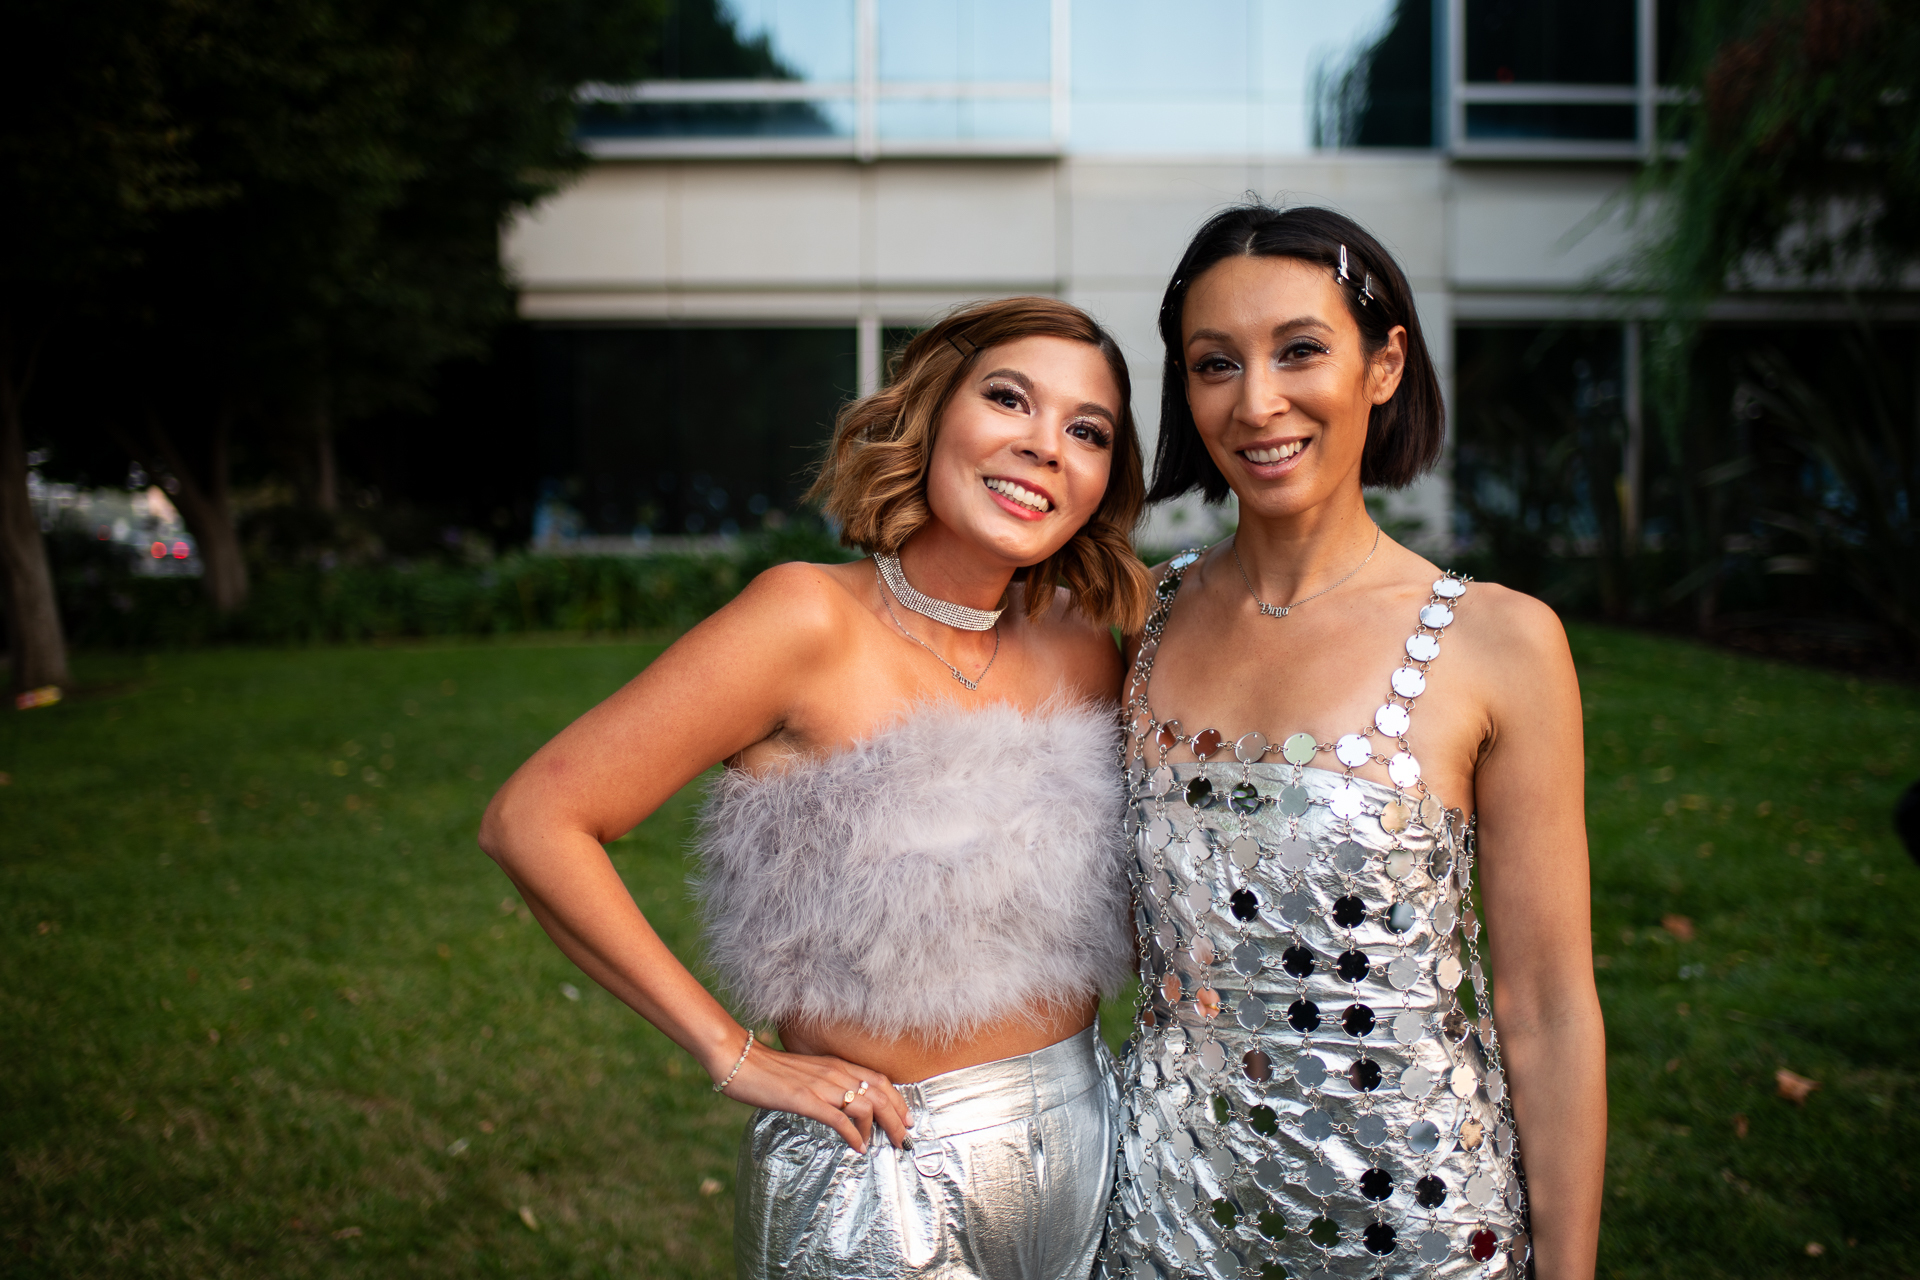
1336, 245, 1375, 307
947, 329, 978, 359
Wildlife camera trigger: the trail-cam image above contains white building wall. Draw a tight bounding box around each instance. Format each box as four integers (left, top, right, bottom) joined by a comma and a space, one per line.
504, 154, 1651, 551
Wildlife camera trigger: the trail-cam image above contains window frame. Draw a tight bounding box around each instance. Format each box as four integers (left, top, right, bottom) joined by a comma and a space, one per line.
576, 0, 1071, 160
1447, 0, 1683, 159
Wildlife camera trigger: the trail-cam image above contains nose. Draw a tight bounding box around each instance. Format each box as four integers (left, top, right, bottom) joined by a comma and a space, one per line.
1014, 418, 1063, 471
1236, 362, 1289, 428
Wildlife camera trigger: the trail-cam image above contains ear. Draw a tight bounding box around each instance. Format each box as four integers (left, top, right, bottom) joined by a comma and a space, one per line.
1369, 326, 1408, 406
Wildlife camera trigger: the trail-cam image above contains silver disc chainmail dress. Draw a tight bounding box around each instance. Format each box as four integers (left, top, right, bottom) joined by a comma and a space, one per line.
1100, 551, 1532, 1280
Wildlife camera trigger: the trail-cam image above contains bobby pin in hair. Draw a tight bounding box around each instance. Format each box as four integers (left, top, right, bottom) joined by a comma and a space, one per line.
947, 329, 978, 359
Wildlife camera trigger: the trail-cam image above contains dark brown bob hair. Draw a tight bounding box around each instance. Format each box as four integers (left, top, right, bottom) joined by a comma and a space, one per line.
809, 295, 1152, 632
1147, 203, 1445, 503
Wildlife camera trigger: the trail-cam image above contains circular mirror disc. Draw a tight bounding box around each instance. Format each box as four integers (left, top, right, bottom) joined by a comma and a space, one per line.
1235, 731, 1269, 764
1388, 752, 1421, 788
1407, 1119, 1440, 1154
1433, 576, 1466, 599
1230, 835, 1261, 870
1405, 634, 1441, 663
1380, 800, 1411, 834
1401, 1064, 1433, 1098
1450, 1063, 1477, 1098
1329, 783, 1366, 819
1385, 849, 1416, 880
1335, 734, 1372, 768
1375, 703, 1411, 738
1419, 603, 1454, 629
1392, 666, 1427, 698
1281, 732, 1319, 765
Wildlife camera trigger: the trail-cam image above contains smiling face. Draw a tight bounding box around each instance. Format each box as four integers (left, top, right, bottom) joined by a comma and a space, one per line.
921, 334, 1123, 568
1180, 255, 1406, 521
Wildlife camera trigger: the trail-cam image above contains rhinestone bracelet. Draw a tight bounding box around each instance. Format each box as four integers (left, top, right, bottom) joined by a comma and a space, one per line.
712, 1028, 754, 1093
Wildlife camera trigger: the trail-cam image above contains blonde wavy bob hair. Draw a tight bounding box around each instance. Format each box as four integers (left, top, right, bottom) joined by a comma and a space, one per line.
808, 296, 1151, 632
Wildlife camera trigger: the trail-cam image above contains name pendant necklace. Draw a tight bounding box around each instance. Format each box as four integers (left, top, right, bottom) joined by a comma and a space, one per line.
1232, 522, 1382, 618
874, 551, 1001, 690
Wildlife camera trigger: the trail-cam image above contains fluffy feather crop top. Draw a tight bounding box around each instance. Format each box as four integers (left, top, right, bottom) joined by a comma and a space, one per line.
694, 701, 1133, 1044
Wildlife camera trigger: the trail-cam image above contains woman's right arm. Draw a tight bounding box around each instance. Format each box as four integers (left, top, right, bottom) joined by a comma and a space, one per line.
477, 563, 910, 1152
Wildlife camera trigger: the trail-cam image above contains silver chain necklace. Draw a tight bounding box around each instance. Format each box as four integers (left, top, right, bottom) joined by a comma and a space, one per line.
874, 551, 1003, 630
876, 564, 1000, 691
1232, 523, 1382, 618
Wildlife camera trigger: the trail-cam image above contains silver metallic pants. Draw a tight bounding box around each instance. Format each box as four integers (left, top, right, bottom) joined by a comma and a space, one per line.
735, 1025, 1120, 1280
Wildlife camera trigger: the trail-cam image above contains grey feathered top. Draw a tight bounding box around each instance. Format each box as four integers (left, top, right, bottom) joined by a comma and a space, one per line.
693, 701, 1133, 1044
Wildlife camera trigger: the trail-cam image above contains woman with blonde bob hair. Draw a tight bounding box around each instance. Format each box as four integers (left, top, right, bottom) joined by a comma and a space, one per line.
482, 295, 1152, 1279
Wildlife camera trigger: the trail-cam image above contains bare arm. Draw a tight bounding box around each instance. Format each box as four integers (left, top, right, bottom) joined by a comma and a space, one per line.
1469, 591, 1606, 1280
478, 563, 910, 1152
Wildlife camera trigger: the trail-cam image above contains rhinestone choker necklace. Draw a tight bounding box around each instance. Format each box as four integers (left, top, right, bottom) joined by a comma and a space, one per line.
873, 552, 1003, 631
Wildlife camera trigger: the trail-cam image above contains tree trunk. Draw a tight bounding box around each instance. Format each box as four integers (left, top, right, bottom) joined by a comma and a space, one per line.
119, 408, 251, 613
0, 319, 71, 696
306, 389, 338, 512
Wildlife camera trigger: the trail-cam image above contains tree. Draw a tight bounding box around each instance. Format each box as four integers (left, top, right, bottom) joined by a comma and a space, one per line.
1639, 0, 1920, 648
87, 0, 667, 612
0, 1, 220, 695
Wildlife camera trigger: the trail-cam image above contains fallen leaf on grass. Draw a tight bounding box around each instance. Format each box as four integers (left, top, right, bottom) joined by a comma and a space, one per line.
700, 1177, 722, 1196
1776, 1069, 1821, 1105
1806, 1242, 1825, 1256
1733, 1113, 1749, 1138
518, 1205, 540, 1231
1661, 914, 1695, 942
332, 1227, 362, 1240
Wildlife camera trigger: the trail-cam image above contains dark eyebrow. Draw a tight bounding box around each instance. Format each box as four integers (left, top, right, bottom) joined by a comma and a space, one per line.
1072, 401, 1117, 425
980, 367, 1034, 392
1184, 317, 1335, 346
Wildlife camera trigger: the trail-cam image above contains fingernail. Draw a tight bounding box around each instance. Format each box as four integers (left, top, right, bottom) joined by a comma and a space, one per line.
901, 1139, 913, 1151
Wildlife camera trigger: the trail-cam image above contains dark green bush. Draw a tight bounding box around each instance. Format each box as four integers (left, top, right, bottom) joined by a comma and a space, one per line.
52, 523, 854, 649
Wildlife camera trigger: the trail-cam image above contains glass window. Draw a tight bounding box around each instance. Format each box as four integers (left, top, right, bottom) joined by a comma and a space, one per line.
1071, 0, 1404, 154
1464, 0, 1635, 84
653, 0, 855, 81
878, 0, 1051, 83
537, 328, 855, 539
1464, 102, 1636, 142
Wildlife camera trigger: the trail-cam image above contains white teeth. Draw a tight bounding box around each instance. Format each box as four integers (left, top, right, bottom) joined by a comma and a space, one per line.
1243, 441, 1305, 464
984, 477, 1051, 512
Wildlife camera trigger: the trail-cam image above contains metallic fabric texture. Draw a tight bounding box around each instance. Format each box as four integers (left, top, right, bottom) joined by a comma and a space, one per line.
1102, 555, 1531, 1279
736, 1026, 1119, 1280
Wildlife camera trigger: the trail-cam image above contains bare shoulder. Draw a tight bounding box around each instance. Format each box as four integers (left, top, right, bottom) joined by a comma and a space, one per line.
685, 559, 866, 659
1453, 581, 1576, 692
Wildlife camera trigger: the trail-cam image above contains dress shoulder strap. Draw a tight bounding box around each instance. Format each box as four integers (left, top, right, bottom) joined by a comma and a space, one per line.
1122, 548, 1205, 737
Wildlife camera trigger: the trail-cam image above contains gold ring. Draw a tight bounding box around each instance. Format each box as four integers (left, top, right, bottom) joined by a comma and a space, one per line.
841, 1089, 857, 1107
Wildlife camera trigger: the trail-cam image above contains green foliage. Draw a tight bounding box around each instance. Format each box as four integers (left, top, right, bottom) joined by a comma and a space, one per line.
50, 524, 853, 649
1, 626, 1915, 1275
1645, 0, 1920, 315
1628, 0, 1920, 646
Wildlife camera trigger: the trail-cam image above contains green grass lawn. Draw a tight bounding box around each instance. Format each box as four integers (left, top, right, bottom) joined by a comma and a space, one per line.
1, 625, 1915, 1278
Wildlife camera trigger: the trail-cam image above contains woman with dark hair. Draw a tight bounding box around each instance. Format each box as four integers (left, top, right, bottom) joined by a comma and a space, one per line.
481, 295, 1153, 1278
1103, 206, 1604, 1280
